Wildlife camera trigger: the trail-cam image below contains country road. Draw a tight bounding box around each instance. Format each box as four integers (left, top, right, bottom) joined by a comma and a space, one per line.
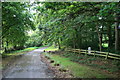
3, 47, 55, 78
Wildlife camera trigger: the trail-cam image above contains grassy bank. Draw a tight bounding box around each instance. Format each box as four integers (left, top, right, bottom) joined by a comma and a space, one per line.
43, 52, 118, 78
45, 46, 58, 51
62, 52, 120, 75
48, 46, 119, 74
2, 47, 40, 57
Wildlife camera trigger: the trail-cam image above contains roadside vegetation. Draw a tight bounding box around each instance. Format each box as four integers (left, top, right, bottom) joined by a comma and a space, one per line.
2, 47, 41, 58
42, 46, 120, 78
45, 46, 58, 51
62, 52, 120, 74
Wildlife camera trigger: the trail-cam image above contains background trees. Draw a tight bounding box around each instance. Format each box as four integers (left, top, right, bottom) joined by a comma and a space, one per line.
34, 2, 120, 53
2, 2, 120, 54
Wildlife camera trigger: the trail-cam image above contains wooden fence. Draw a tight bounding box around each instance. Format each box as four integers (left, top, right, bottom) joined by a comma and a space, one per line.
65, 48, 120, 60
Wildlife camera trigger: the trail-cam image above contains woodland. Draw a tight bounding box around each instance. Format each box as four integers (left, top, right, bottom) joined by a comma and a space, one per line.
2, 2, 120, 54
1, 2, 120, 78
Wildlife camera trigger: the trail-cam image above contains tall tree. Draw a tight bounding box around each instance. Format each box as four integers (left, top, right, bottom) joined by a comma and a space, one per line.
2, 2, 34, 52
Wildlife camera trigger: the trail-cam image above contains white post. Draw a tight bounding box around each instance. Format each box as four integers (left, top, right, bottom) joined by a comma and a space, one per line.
88, 47, 91, 53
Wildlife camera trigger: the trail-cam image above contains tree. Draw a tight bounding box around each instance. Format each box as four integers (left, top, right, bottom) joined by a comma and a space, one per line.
9, 2, 119, 54
2, 2, 34, 53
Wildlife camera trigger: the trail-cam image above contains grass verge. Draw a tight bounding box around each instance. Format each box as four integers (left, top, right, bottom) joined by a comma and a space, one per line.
45, 46, 58, 51
2, 47, 42, 57
43, 52, 118, 78
62, 52, 120, 74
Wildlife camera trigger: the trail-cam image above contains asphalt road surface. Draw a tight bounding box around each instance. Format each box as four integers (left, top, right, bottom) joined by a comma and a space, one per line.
3, 47, 54, 78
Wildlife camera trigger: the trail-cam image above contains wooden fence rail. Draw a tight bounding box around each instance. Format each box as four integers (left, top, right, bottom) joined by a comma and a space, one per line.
65, 48, 120, 60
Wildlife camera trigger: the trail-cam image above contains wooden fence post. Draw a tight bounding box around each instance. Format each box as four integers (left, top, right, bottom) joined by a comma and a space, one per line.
79, 49, 80, 54
74, 49, 75, 54
105, 52, 109, 59
85, 50, 87, 56
94, 51, 96, 57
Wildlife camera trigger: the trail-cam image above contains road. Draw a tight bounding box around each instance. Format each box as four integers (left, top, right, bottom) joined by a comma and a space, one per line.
3, 47, 54, 78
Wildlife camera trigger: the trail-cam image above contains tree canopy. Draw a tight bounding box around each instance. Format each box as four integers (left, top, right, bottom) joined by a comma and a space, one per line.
2, 2, 34, 52
33, 2, 120, 53
2, 2, 120, 54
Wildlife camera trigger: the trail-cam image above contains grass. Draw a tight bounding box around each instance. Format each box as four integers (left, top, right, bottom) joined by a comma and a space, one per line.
43, 52, 117, 78
62, 52, 120, 74
2, 46, 42, 57
45, 46, 58, 51
14, 47, 41, 52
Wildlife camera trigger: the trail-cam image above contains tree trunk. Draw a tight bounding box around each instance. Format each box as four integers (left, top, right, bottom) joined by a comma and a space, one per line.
115, 14, 120, 51
73, 39, 75, 49
108, 25, 112, 48
58, 38, 61, 49
5, 41, 9, 52
13, 45, 17, 50
96, 26, 102, 51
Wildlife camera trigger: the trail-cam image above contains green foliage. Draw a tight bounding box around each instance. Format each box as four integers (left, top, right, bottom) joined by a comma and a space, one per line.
2, 2, 34, 53
25, 30, 42, 47
33, 2, 119, 52
2, 2, 120, 53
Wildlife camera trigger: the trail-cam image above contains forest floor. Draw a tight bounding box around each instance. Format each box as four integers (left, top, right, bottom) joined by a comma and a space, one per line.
2, 47, 55, 78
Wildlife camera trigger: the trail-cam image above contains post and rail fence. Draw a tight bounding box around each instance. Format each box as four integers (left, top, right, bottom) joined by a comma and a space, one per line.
65, 48, 120, 60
